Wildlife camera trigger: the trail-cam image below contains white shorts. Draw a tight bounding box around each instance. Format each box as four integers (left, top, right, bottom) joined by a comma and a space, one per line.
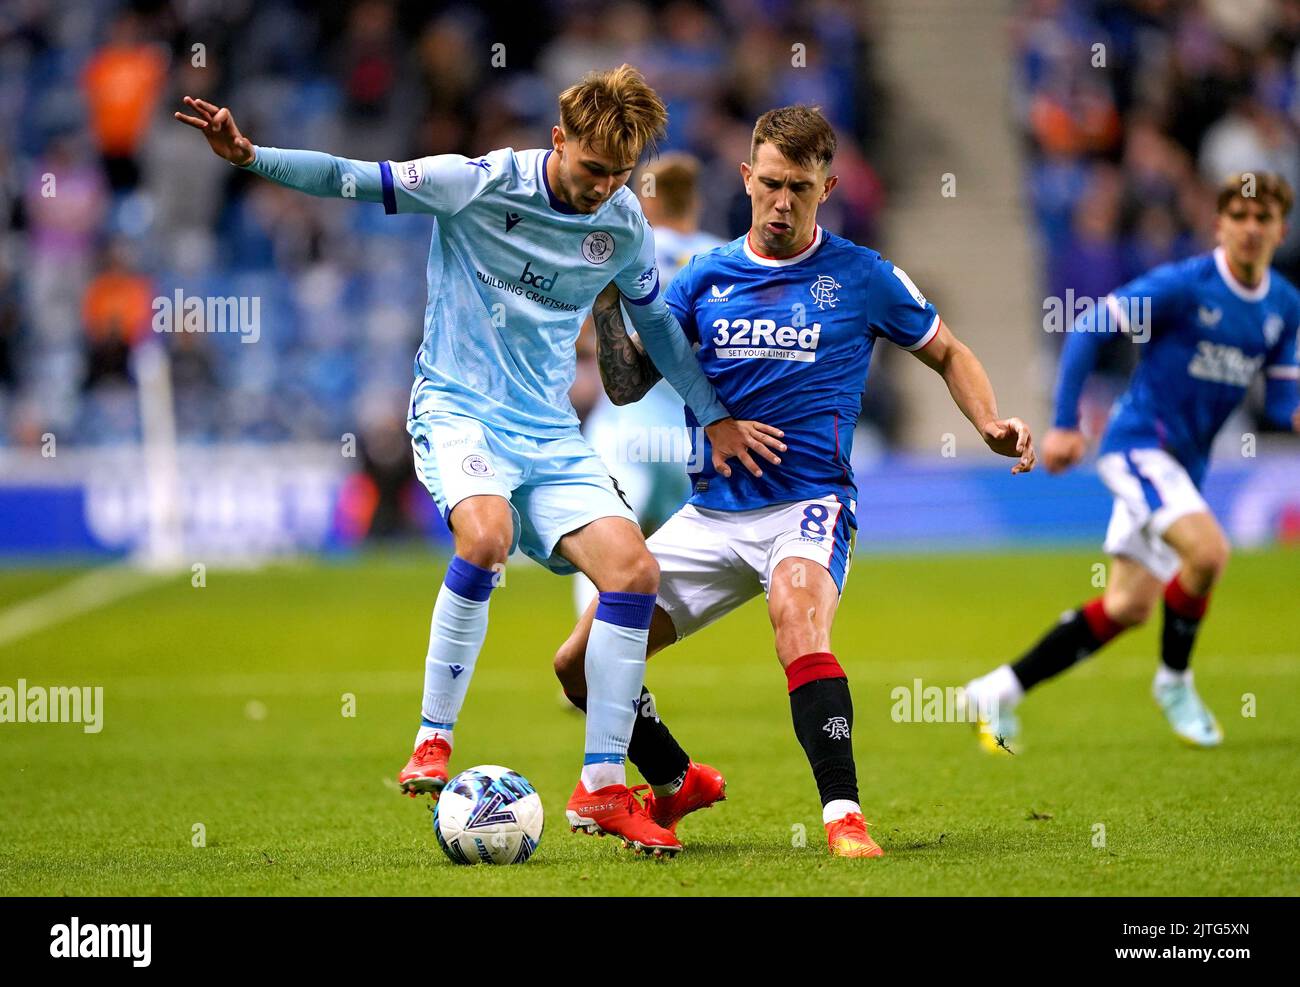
409, 408, 637, 575
1096, 448, 1209, 582
646, 495, 856, 640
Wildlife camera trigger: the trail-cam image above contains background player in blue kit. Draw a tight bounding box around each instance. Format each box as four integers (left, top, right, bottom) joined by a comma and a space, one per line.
175, 67, 787, 856
572, 153, 725, 617
554, 106, 1037, 857
964, 172, 1300, 753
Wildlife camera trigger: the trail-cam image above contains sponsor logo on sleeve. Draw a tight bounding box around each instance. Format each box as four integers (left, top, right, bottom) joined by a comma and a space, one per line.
889, 265, 927, 307
462, 454, 496, 477
396, 159, 424, 191
1263, 313, 1284, 347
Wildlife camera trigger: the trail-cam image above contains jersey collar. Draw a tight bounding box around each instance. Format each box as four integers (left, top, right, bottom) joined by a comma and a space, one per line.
540, 150, 580, 215
1214, 246, 1269, 302
743, 225, 823, 267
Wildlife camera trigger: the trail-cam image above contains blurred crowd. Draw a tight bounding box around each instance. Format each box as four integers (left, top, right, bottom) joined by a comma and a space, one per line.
1016, 0, 1300, 428
0, 0, 883, 470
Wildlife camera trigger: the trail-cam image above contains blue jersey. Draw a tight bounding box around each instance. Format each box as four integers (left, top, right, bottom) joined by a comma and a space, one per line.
243, 145, 728, 436
666, 226, 941, 516
1055, 248, 1300, 486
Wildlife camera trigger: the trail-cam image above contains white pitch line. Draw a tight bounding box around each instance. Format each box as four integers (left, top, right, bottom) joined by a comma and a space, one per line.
0, 565, 174, 650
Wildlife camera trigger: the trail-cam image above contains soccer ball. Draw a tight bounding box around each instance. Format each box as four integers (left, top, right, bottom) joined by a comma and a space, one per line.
432, 765, 544, 865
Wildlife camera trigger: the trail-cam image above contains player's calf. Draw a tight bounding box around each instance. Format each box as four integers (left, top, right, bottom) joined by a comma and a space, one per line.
1162, 510, 1229, 595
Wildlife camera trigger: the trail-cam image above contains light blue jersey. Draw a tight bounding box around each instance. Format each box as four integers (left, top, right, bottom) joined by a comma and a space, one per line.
244, 145, 729, 436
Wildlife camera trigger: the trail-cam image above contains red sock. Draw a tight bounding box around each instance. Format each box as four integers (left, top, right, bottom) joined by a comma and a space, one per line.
1081, 597, 1126, 643
1165, 575, 1210, 620
785, 652, 846, 692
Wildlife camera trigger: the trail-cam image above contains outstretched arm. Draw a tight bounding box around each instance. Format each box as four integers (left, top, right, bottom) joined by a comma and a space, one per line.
590, 283, 662, 405
175, 96, 383, 200
910, 318, 1036, 474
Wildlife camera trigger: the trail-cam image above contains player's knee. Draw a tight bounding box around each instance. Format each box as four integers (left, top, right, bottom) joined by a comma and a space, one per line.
1182, 536, 1229, 589
1104, 592, 1155, 628
454, 529, 511, 569
610, 551, 660, 596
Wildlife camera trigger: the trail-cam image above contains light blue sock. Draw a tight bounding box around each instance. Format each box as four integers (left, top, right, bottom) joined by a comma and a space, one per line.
417, 556, 498, 748
582, 591, 656, 790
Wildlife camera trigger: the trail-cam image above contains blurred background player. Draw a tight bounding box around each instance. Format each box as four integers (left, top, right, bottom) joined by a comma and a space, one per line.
555, 106, 1036, 858
175, 67, 785, 857
965, 171, 1300, 753
571, 153, 725, 616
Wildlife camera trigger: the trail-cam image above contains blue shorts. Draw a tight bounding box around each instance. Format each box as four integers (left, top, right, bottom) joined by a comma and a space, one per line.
408, 408, 638, 575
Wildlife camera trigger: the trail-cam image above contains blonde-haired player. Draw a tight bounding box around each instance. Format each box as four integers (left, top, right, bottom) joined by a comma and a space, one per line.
177, 66, 784, 855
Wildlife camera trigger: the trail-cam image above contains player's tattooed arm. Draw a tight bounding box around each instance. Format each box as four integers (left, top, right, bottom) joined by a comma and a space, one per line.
591, 282, 663, 405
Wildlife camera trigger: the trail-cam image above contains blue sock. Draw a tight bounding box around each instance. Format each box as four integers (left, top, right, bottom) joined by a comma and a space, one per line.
582, 591, 656, 790
417, 556, 498, 748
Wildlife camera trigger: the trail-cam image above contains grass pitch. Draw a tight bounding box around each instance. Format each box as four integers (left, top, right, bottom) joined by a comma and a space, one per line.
0, 547, 1296, 896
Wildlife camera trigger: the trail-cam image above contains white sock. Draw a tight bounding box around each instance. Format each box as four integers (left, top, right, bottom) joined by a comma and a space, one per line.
1155, 664, 1191, 688
582, 592, 654, 789
823, 799, 862, 824
420, 557, 496, 736
573, 572, 598, 619
970, 664, 1024, 711
581, 761, 626, 791
414, 724, 453, 750
651, 770, 687, 798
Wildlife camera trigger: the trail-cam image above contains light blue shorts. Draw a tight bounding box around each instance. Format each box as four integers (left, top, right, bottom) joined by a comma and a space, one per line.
408, 408, 638, 575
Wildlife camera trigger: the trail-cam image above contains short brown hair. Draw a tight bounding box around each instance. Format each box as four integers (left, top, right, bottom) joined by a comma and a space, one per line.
751, 105, 837, 169
1216, 171, 1295, 216
642, 153, 701, 219
558, 64, 667, 165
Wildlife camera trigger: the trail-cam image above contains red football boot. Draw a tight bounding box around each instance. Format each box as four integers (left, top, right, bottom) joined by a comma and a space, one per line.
397, 737, 451, 799
825, 812, 884, 858
645, 762, 726, 832
566, 781, 683, 857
